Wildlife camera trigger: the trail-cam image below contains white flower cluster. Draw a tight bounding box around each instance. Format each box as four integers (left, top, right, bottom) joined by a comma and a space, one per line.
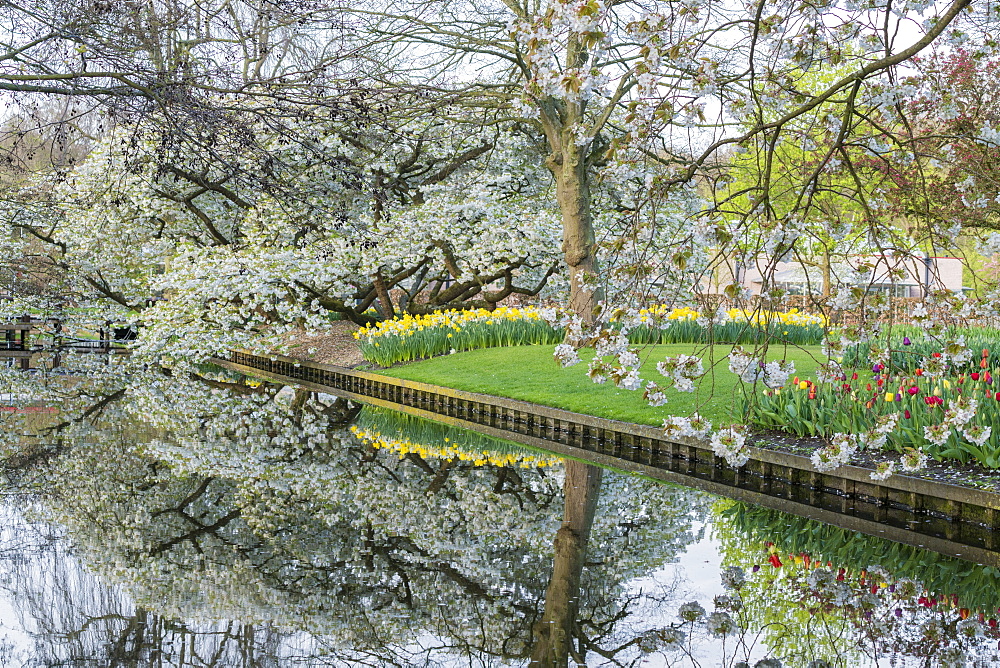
662, 413, 712, 440
727, 346, 794, 388
810, 433, 858, 473
553, 343, 581, 367
644, 381, 668, 407
511, 0, 612, 104
815, 361, 845, 384
899, 448, 928, 473
943, 396, 978, 427
656, 354, 704, 393
962, 424, 992, 448
710, 425, 749, 467
870, 460, 896, 481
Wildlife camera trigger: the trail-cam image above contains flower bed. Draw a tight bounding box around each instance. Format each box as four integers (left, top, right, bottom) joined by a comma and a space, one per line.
355, 304, 829, 366
354, 306, 564, 366
741, 347, 1000, 470
628, 306, 827, 346
844, 326, 1000, 372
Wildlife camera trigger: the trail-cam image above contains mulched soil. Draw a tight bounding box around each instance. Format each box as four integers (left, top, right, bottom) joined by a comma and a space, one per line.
749, 429, 1000, 494
281, 320, 366, 368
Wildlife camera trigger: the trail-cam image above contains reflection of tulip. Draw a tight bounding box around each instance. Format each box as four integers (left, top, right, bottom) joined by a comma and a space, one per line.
768, 554, 783, 568
903, 337, 911, 345
960, 608, 971, 620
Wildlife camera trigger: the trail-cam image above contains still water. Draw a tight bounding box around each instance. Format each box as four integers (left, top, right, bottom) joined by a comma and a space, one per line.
1, 365, 999, 666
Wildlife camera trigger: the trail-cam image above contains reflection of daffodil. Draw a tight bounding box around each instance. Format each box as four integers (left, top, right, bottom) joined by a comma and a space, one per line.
350, 425, 558, 468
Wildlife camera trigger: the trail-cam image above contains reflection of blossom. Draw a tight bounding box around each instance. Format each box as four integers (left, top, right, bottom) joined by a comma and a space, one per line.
678, 601, 705, 622
705, 611, 738, 636
721, 566, 745, 591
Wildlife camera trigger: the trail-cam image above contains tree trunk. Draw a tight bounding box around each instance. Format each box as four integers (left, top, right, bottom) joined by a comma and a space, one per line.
550, 145, 601, 322
821, 249, 832, 299
529, 460, 604, 667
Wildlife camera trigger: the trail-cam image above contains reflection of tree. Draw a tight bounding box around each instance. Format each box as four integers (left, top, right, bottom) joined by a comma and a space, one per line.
2, 368, 714, 666
531, 460, 603, 667
0, 504, 307, 667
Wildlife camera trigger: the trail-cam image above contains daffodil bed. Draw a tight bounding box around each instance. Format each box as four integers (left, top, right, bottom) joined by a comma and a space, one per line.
355, 307, 563, 367
380, 343, 826, 426
354, 305, 828, 367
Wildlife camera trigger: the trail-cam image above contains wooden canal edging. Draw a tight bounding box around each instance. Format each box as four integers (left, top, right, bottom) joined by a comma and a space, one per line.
213, 349, 1000, 566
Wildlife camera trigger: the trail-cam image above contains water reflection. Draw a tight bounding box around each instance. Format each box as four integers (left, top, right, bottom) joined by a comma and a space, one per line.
1, 362, 999, 665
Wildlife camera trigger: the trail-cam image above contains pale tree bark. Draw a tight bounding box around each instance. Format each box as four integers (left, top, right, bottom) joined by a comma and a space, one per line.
550, 144, 601, 322
529, 460, 603, 667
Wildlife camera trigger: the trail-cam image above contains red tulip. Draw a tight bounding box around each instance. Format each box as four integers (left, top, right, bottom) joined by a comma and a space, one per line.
982, 358, 989, 369
972, 372, 981, 381
851, 372, 858, 380
907, 386, 919, 395
916, 369, 924, 376
933, 352, 942, 358
904, 409, 911, 419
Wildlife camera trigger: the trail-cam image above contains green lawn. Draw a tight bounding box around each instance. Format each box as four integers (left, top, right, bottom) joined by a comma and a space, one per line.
381, 344, 826, 426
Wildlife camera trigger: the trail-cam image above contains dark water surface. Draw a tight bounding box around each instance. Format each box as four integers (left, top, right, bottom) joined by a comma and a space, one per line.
1, 367, 999, 666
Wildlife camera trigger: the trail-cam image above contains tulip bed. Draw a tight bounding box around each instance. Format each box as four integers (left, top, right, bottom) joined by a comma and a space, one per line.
844, 327, 1000, 372
351, 405, 560, 468
740, 348, 1000, 467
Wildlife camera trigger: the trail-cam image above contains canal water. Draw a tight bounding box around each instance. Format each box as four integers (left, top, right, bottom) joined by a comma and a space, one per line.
0, 366, 998, 666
